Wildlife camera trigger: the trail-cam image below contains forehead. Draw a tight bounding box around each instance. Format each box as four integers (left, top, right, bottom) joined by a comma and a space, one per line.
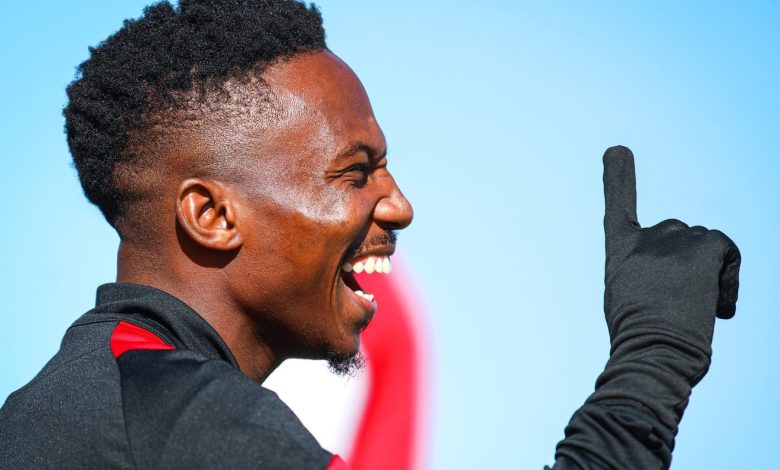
261, 50, 384, 154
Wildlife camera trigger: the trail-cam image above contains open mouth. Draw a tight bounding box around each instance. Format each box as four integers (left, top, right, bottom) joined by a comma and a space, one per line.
339, 254, 393, 310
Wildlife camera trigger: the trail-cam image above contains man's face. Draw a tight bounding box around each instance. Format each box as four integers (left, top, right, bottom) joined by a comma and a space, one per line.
221, 51, 413, 368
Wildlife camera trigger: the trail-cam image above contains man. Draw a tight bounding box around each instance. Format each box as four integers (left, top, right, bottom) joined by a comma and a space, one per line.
0, 1, 740, 469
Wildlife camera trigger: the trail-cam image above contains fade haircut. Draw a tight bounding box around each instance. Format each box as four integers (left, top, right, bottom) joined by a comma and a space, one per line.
64, 0, 326, 228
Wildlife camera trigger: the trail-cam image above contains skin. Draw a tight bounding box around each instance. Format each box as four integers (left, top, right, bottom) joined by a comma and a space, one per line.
117, 50, 413, 383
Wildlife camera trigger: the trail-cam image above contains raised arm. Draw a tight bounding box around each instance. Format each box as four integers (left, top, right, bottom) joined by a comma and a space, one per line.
548, 146, 741, 469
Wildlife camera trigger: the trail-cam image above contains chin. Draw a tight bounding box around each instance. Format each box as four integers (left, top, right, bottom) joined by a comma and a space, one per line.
320, 325, 364, 376
325, 348, 365, 377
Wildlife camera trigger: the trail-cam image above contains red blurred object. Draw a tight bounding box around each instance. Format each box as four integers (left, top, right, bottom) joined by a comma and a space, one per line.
349, 258, 429, 470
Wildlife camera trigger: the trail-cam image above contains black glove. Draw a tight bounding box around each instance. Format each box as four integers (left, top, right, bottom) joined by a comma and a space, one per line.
550, 146, 741, 470
587, 145, 741, 431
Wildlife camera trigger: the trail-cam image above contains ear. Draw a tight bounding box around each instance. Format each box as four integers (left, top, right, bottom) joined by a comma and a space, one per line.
175, 178, 243, 251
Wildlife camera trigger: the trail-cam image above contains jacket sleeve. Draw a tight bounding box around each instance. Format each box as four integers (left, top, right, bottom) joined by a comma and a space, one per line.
547, 401, 675, 470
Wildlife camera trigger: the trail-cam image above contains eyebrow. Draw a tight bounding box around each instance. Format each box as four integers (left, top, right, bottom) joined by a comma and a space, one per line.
334, 141, 388, 163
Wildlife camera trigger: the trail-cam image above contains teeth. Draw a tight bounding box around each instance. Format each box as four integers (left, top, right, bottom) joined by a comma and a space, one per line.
341, 256, 393, 275
364, 257, 375, 274
354, 290, 375, 302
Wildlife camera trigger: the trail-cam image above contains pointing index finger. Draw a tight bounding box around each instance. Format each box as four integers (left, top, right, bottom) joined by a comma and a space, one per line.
603, 146, 640, 254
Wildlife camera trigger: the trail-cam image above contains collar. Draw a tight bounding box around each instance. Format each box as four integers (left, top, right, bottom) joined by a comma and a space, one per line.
80, 282, 238, 368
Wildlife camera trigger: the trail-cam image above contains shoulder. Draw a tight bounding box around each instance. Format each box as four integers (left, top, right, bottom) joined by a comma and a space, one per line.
118, 349, 333, 469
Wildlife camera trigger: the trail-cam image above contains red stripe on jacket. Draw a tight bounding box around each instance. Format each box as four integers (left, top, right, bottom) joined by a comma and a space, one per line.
327, 455, 353, 470
110, 321, 176, 358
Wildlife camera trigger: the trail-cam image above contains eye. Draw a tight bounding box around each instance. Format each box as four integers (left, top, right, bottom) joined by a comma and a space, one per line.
344, 163, 370, 187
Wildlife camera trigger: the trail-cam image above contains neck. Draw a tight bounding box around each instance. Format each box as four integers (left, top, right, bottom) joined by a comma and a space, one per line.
116, 240, 281, 383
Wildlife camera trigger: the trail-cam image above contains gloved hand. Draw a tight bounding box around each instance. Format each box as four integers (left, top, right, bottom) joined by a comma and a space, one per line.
586, 146, 741, 431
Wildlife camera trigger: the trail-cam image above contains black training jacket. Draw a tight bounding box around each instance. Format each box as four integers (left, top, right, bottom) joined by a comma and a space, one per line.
0, 283, 346, 469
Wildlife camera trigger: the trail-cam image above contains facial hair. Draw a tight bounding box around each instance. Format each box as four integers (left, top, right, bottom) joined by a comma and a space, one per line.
326, 350, 365, 377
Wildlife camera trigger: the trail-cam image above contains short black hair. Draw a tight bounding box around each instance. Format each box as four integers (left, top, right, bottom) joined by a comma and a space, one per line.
64, 0, 326, 226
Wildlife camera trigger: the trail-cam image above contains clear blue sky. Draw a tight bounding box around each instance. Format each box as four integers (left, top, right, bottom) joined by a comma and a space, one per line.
2, 1, 778, 468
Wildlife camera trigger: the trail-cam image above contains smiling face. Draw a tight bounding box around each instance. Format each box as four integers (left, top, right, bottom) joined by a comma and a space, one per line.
219, 51, 413, 369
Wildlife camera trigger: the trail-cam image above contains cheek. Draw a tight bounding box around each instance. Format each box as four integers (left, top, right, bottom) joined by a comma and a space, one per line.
241, 205, 352, 292
239, 181, 370, 289
288, 185, 370, 252
255, 169, 352, 224
299, 185, 355, 225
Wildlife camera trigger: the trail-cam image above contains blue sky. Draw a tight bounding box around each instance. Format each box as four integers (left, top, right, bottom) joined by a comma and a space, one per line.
2, 1, 779, 468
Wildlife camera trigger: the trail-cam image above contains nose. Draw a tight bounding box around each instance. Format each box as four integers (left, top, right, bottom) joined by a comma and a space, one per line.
373, 178, 413, 230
